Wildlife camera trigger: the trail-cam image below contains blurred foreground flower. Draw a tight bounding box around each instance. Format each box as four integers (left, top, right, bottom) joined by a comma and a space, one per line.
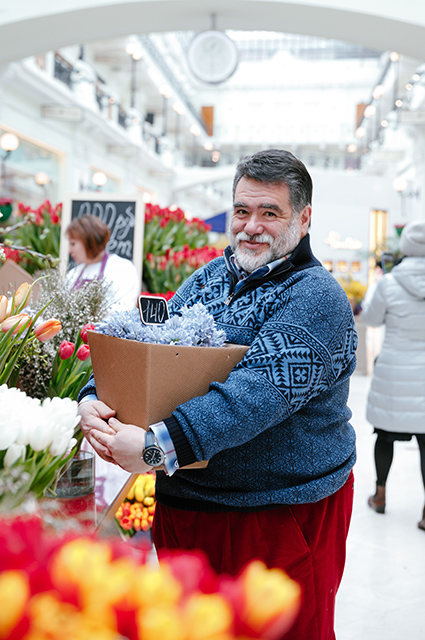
0, 515, 300, 640
0, 386, 81, 509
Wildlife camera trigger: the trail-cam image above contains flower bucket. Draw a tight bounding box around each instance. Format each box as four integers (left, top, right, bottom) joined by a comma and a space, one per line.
55, 451, 95, 498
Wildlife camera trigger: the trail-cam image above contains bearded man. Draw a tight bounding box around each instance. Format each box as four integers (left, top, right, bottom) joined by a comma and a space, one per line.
79, 149, 357, 640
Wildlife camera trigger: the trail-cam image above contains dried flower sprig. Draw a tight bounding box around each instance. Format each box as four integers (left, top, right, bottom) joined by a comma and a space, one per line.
18, 268, 110, 399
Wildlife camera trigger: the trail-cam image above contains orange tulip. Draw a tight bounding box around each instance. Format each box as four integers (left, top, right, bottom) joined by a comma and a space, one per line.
1, 313, 31, 335
34, 318, 62, 342
0, 295, 8, 322
13, 282, 31, 309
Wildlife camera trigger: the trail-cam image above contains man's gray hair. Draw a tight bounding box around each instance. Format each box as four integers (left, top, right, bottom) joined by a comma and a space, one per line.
232, 149, 313, 214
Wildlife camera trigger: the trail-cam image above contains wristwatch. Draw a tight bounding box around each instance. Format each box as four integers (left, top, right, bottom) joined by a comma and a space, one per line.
142, 429, 165, 468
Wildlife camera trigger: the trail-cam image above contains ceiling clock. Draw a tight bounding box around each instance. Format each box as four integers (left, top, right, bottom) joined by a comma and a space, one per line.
187, 30, 239, 84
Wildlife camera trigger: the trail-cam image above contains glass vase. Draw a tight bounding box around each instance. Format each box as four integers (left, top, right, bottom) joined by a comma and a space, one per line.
55, 450, 95, 498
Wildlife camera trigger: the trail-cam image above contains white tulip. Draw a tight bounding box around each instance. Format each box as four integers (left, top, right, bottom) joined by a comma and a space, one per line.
4, 443, 26, 467
0, 422, 18, 450
49, 432, 74, 457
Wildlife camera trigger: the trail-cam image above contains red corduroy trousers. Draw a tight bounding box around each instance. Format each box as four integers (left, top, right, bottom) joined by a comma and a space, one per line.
152, 471, 354, 640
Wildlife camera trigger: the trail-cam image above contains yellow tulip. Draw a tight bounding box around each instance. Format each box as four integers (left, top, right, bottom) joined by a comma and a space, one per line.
241, 561, 301, 639
131, 564, 182, 609
0, 570, 29, 638
184, 593, 233, 640
13, 282, 31, 309
0, 295, 8, 322
137, 603, 185, 640
1, 312, 31, 334
34, 318, 62, 342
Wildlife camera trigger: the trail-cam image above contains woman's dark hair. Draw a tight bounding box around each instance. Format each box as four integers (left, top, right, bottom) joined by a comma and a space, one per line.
232, 149, 313, 214
66, 215, 111, 259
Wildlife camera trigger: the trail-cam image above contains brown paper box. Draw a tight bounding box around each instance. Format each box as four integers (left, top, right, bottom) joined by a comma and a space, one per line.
87, 331, 249, 470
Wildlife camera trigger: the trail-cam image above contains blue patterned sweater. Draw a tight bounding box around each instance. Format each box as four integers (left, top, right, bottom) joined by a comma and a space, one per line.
153, 234, 357, 511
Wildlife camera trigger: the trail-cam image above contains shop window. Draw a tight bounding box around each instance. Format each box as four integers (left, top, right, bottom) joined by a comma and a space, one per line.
323, 260, 333, 272
351, 261, 361, 273
336, 261, 348, 273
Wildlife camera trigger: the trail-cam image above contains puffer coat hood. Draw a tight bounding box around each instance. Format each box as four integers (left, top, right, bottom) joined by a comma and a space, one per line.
361, 256, 425, 433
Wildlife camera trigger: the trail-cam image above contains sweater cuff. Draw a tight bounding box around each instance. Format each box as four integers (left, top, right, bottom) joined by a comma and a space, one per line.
163, 416, 197, 468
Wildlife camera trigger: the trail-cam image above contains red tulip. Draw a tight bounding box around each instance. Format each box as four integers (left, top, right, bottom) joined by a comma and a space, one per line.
80, 323, 95, 344
76, 344, 90, 361
1, 313, 31, 335
59, 341, 75, 360
34, 318, 62, 342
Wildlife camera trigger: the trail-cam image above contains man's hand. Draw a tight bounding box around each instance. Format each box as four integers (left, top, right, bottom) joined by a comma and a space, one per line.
78, 400, 117, 463
90, 418, 151, 474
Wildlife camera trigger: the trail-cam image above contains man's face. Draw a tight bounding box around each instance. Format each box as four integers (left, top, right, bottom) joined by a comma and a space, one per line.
229, 177, 311, 273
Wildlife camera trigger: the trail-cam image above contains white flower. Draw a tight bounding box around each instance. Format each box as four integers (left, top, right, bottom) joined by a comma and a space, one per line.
4, 443, 26, 468
0, 385, 79, 454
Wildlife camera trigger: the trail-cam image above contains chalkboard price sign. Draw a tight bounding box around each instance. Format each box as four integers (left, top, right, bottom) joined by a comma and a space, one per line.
138, 294, 170, 325
61, 193, 145, 282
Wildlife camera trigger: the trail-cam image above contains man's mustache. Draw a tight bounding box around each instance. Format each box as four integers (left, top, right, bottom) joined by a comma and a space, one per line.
236, 232, 273, 244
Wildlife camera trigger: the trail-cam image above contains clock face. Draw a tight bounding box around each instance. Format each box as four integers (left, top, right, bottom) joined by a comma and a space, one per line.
187, 30, 239, 84
143, 446, 164, 467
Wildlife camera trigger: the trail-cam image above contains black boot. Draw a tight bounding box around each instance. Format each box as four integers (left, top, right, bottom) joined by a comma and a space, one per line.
367, 483, 386, 514
418, 507, 425, 531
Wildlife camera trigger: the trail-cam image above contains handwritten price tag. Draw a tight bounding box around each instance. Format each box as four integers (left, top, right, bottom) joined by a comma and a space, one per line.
138, 294, 170, 326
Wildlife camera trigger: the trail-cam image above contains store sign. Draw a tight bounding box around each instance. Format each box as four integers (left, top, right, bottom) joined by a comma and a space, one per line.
41, 105, 84, 121
324, 231, 363, 250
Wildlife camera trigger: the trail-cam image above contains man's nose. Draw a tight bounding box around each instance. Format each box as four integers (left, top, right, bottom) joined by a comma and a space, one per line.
244, 213, 264, 235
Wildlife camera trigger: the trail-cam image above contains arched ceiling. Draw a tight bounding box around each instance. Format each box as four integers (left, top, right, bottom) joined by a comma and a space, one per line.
0, 0, 424, 65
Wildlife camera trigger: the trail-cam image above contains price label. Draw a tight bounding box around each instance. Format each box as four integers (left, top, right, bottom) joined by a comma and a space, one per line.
138, 294, 170, 326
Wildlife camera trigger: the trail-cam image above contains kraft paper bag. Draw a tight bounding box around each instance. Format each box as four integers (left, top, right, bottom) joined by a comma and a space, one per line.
87, 331, 249, 470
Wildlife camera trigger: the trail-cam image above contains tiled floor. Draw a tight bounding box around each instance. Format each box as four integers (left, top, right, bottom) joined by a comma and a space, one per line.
335, 373, 425, 640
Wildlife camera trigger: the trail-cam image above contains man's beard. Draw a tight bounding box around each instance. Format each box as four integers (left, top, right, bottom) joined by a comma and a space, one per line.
229, 216, 302, 273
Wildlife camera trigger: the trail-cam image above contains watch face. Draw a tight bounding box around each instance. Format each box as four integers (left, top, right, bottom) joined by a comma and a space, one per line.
143, 446, 164, 467
187, 30, 239, 84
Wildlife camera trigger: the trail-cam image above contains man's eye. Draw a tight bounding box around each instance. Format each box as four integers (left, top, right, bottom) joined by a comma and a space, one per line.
264, 211, 277, 218
235, 209, 248, 216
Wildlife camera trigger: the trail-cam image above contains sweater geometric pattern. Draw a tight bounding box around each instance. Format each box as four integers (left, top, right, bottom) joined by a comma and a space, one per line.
155, 236, 357, 511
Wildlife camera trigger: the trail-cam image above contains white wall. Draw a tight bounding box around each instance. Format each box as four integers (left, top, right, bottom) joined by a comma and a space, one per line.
309, 169, 412, 283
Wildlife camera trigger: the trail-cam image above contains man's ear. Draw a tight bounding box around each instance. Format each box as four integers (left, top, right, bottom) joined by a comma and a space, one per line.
299, 205, 312, 235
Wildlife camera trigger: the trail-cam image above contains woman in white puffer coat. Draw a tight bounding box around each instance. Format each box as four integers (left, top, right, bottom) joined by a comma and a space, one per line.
361, 219, 425, 531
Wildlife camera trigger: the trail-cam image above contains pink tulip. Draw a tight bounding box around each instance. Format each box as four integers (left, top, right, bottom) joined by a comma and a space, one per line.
13, 282, 31, 309
0, 295, 8, 322
76, 344, 90, 361
34, 318, 62, 342
80, 323, 95, 344
1, 313, 31, 334
59, 340, 75, 360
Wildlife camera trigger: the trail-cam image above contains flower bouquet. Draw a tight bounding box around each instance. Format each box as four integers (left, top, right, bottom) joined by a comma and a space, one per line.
0, 280, 61, 387
0, 386, 81, 510
0, 514, 301, 640
115, 472, 156, 536
88, 303, 248, 437
18, 268, 109, 400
